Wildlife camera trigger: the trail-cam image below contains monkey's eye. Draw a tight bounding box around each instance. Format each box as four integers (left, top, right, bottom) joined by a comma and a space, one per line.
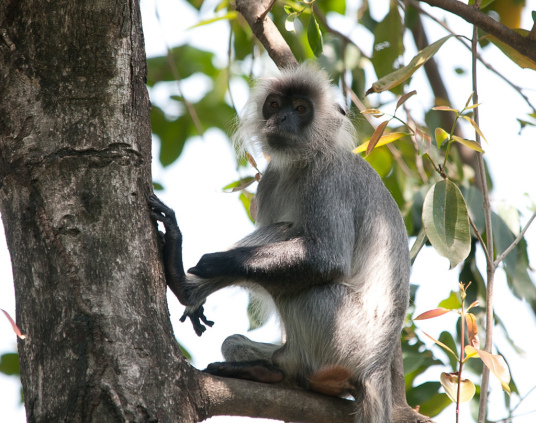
270, 101, 279, 109
296, 105, 306, 113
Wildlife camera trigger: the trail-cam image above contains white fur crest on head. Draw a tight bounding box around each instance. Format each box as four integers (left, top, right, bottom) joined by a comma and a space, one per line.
232, 63, 356, 167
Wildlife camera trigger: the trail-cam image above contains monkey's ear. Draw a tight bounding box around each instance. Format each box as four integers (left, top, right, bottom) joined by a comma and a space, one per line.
335, 104, 346, 116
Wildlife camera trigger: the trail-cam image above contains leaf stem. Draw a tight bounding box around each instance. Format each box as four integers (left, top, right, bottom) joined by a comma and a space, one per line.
468, 215, 491, 264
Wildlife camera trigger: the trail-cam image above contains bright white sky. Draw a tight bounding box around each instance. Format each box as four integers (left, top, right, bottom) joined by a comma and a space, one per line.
1, 1, 536, 422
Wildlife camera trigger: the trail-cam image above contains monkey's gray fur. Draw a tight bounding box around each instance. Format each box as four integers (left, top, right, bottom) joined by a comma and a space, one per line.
150, 64, 410, 423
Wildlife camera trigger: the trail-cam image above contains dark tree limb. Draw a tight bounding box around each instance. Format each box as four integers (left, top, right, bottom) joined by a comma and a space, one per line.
419, 0, 536, 62
200, 361, 433, 423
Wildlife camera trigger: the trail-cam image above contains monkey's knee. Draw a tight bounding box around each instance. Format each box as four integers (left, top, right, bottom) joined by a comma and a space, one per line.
221, 334, 279, 362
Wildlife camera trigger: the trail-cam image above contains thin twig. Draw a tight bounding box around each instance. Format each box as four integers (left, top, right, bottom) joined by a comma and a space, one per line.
494, 209, 536, 267
165, 49, 204, 136
470, 1, 496, 420
227, 21, 237, 112
511, 383, 536, 414
258, 0, 277, 22
154, 4, 204, 136
468, 214, 491, 264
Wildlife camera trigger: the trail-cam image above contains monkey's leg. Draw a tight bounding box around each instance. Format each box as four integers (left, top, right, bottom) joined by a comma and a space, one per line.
204, 334, 284, 384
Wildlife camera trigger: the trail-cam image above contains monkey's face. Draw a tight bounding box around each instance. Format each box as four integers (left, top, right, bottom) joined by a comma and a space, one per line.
261, 93, 314, 151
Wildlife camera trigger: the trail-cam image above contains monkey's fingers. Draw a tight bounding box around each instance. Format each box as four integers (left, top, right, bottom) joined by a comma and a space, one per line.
180, 306, 214, 337
148, 195, 178, 223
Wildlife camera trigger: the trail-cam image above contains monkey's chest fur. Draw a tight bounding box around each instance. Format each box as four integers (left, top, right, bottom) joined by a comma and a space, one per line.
255, 165, 306, 226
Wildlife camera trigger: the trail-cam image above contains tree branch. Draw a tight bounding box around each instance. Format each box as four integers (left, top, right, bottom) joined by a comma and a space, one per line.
419, 0, 536, 62
235, 0, 299, 69
494, 209, 536, 268
200, 373, 355, 423
200, 371, 433, 423
468, 8, 496, 420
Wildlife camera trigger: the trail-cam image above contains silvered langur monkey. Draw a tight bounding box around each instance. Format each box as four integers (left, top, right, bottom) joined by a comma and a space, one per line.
149, 64, 410, 423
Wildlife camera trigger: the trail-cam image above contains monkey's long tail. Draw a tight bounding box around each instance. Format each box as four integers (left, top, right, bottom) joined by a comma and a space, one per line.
351, 374, 392, 423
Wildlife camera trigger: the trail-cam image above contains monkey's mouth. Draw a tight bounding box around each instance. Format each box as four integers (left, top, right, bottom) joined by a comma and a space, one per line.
265, 132, 300, 151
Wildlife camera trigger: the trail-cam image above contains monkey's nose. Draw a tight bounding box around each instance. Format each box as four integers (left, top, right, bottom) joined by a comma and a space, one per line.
280, 115, 287, 122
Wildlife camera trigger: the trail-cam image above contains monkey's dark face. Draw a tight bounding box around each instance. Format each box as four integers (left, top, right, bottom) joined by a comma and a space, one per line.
262, 93, 314, 150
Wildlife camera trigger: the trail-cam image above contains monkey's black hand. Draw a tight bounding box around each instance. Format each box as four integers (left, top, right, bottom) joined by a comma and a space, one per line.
180, 305, 214, 337
188, 252, 241, 279
148, 194, 181, 238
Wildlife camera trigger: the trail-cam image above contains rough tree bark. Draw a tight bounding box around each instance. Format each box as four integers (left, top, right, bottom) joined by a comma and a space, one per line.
0, 1, 203, 421
0, 0, 430, 422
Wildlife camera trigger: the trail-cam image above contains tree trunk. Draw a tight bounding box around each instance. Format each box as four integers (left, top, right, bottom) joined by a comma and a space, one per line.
0, 1, 200, 421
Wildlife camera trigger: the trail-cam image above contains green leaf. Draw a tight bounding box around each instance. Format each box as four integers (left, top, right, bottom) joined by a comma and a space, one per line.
492, 212, 536, 305
460, 185, 485, 235
469, 0, 495, 8
179, 344, 192, 361
483, 30, 536, 71
315, 0, 346, 15
395, 90, 417, 111
188, 11, 238, 29
231, 19, 254, 61
147, 45, 217, 86
461, 116, 488, 143
0, 352, 20, 376
239, 192, 255, 223
215, 0, 230, 12
285, 12, 298, 33
364, 145, 393, 178
307, 14, 323, 57
353, 131, 409, 154
406, 382, 452, 417
222, 177, 255, 192
438, 331, 459, 371
151, 106, 191, 167
438, 291, 462, 310
184, 0, 203, 10
422, 180, 471, 269
371, 3, 404, 93
434, 127, 449, 148
451, 135, 485, 153
367, 35, 454, 95
247, 293, 269, 330
410, 227, 427, 265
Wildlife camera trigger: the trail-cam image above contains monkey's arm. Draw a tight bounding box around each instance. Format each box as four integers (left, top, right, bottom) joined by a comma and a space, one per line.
189, 206, 354, 292
148, 195, 214, 336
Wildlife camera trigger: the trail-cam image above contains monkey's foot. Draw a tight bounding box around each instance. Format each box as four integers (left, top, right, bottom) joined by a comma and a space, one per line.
204, 360, 284, 384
